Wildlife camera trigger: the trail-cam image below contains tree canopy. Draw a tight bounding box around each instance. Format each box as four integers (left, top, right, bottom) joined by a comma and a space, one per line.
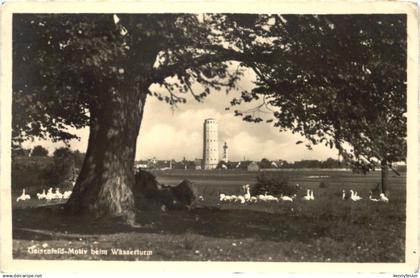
232, 15, 407, 173
13, 14, 268, 143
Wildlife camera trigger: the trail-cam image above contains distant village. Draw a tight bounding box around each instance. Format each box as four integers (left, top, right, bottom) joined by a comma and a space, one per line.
134, 118, 406, 173
134, 157, 347, 172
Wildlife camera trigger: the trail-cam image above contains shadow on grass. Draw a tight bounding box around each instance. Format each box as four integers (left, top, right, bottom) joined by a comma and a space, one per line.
12, 204, 325, 243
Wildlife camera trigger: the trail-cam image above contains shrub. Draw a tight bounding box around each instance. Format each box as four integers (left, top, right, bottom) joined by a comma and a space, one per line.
31, 145, 49, 156
251, 172, 298, 196
12, 156, 54, 192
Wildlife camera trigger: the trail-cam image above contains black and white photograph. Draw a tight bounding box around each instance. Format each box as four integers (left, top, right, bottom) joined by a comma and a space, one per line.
0, 1, 418, 274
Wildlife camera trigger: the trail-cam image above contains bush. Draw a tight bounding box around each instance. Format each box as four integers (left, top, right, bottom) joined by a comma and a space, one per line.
12, 148, 79, 192
251, 172, 298, 196
44, 148, 75, 187
31, 145, 49, 156
12, 156, 54, 192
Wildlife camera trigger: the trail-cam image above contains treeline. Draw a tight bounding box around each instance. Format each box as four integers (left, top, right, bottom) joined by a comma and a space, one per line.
217, 158, 345, 170
277, 158, 345, 169
12, 145, 85, 190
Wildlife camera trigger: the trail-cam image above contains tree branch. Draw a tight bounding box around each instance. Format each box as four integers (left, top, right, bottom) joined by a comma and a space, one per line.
150, 45, 276, 85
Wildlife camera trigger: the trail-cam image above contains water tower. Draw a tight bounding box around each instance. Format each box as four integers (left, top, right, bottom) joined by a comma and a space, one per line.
202, 118, 219, 169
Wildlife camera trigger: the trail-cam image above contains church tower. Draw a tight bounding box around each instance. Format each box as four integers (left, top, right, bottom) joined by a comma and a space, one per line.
223, 141, 228, 163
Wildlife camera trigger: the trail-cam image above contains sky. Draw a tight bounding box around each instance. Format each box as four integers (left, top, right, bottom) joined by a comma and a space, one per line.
22, 73, 339, 162
137, 91, 338, 162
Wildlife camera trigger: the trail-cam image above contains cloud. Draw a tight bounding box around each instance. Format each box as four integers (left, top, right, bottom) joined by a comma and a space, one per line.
137, 124, 202, 160
227, 130, 337, 161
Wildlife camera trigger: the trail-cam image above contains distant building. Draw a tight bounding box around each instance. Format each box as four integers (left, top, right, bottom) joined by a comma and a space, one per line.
194, 159, 203, 170
155, 160, 172, 170
223, 141, 229, 163
247, 161, 260, 172
135, 160, 149, 169
202, 118, 219, 169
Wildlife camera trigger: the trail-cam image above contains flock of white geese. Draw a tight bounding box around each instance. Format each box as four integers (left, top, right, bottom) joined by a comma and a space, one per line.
218, 184, 389, 204
219, 184, 312, 204
16, 183, 390, 204
343, 189, 389, 202
16, 187, 73, 202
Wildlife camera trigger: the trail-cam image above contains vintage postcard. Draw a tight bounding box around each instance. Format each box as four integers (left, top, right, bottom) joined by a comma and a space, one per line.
0, 0, 418, 274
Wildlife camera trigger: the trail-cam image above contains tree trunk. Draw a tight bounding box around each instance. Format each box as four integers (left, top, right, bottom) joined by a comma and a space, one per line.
65, 78, 148, 225
380, 159, 389, 196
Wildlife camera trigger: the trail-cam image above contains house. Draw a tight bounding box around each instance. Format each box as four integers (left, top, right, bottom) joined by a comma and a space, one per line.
194, 159, 202, 170
247, 161, 260, 172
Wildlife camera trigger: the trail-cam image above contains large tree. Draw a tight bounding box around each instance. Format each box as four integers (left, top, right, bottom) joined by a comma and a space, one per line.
13, 14, 278, 224
232, 15, 406, 195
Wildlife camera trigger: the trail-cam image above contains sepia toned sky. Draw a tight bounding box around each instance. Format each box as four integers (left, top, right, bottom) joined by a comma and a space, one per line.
22, 73, 339, 162
137, 89, 338, 162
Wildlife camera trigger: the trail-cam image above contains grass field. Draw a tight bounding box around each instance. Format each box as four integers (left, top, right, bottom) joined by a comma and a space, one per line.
12, 169, 406, 262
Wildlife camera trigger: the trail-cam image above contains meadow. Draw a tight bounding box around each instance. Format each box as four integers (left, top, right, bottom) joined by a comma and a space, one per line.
12, 169, 406, 262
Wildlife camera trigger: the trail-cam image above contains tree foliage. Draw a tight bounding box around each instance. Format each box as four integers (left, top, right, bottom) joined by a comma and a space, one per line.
232, 15, 407, 173
259, 158, 272, 169
13, 14, 257, 144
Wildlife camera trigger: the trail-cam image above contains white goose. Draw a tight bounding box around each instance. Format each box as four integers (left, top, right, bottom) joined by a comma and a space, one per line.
16, 189, 31, 202
63, 190, 72, 199
224, 195, 233, 202
309, 190, 315, 200
230, 195, 238, 202
342, 190, 346, 200
280, 194, 294, 202
243, 185, 251, 202
55, 188, 63, 199
379, 193, 389, 203
302, 189, 311, 201
46, 187, 55, 201
237, 195, 246, 204
263, 192, 278, 202
37, 189, 47, 200
249, 196, 257, 203
350, 190, 362, 201
257, 194, 267, 202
